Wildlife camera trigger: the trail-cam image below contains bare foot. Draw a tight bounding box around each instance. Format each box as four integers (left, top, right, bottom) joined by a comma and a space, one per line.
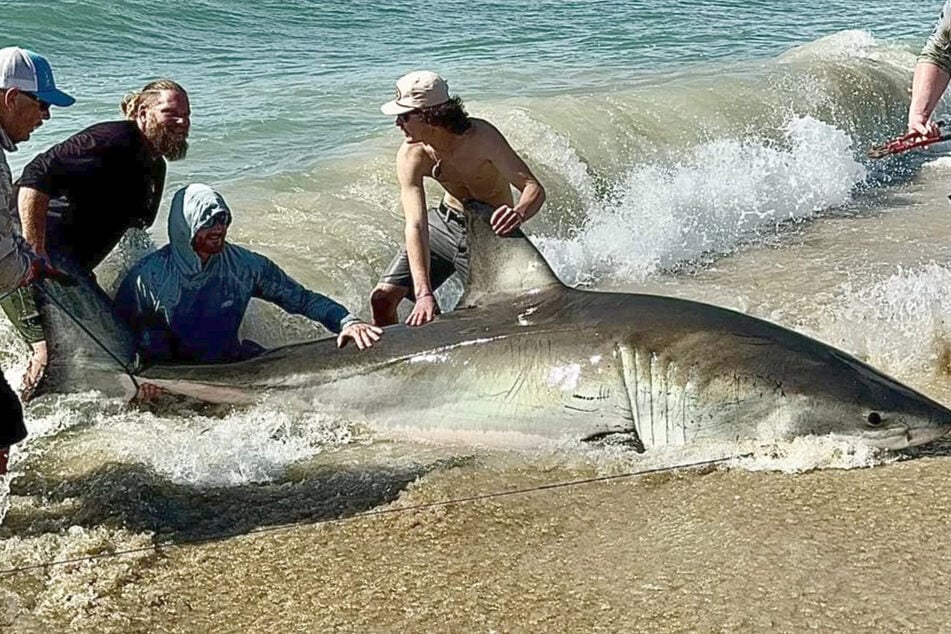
19, 340, 48, 403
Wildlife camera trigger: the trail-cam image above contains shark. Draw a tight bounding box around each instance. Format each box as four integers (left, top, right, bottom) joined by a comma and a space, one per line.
34, 203, 951, 451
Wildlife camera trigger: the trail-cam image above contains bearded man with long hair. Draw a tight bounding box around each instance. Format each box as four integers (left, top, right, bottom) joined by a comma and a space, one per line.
0, 79, 190, 400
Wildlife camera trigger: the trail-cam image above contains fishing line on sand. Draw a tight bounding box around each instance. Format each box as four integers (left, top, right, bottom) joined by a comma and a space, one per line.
0, 454, 747, 576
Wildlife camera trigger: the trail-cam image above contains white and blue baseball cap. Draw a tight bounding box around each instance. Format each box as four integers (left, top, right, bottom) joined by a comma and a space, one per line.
0, 46, 74, 107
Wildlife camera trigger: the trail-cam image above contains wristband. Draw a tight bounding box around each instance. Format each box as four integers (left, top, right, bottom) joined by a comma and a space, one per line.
339, 314, 362, 330
417, 291, 434, 300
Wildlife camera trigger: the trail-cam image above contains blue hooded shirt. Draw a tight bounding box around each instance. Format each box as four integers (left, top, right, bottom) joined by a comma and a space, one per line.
115, 184, 356, 363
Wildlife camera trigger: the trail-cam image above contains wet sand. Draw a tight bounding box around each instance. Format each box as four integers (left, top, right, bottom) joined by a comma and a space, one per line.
4, 451, 951, 633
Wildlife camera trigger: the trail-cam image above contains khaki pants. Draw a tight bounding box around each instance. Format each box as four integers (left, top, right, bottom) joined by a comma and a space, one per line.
0, 286, 45, 344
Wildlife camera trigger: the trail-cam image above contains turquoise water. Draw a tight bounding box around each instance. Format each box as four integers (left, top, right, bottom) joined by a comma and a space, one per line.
2, 0, 948, 347
2, 0, 941, 184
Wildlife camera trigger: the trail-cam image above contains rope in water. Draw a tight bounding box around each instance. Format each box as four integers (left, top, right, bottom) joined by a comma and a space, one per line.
0, 453, 747, 576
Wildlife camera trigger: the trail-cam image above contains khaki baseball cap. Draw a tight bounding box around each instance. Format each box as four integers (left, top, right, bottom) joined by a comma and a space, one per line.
380, 70, 449, 115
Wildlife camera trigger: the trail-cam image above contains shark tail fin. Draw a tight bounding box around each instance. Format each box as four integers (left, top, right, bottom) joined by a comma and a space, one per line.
34, 268, 138, 399
457, 201, 564, 307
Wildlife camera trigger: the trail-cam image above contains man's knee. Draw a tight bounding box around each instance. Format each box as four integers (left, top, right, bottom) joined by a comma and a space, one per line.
370, 284, 406, 325
371, 284, 406, 306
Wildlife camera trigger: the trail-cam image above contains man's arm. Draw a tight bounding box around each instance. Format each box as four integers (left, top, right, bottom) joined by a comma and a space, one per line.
910, 63, 950, 136
18, 187, 50, 259
0, 180, 30, 293
911, 1, 951, 136
482, 123, 546, 236
255, 255, 351, 331
254, 255, 382, 349
116, 269, 173, 402
397, 143, 439, 327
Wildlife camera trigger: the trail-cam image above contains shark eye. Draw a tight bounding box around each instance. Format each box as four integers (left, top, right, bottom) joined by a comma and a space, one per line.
867, 412, 883, 426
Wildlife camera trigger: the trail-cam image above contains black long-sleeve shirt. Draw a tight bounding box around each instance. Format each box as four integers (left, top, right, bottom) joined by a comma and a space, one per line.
18, 120, 166, 271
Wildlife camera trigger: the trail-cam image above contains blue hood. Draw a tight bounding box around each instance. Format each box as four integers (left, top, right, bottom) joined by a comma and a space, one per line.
117, 183, 354, 363
168, 183, 232, 278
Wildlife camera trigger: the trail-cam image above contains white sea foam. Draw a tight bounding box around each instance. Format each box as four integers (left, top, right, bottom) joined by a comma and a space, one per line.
536, 116, 866, 286
71, 403, 355, 488
819, 262, 951, 381
526, 433, 895, 479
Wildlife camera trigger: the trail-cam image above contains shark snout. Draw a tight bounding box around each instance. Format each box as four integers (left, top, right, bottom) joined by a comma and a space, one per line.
844, 400, 951, 450
873, 411, 951, 450
908, 414, 951, 448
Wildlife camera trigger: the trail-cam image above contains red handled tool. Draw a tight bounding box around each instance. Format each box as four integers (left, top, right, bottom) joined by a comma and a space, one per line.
868, 120, 951, 159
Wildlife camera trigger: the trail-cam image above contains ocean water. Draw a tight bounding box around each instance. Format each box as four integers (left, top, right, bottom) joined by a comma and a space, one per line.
5, 0, 951, 630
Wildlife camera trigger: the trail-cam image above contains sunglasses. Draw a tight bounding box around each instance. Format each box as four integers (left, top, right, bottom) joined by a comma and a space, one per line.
20, 91, 51, 111
199, 213, 231, 230
395, 110, 418, 124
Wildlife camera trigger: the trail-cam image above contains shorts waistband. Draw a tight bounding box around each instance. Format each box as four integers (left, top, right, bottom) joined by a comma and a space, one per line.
437, 203, 466, 225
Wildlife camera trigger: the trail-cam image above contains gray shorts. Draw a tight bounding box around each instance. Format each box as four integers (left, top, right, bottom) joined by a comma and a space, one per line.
379, 203, 470, 300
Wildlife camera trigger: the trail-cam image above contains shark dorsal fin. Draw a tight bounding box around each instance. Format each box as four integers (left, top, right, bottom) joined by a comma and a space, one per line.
458, 201, 564, 306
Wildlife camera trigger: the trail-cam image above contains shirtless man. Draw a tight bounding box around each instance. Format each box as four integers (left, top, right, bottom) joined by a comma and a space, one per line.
370, 71, 546, 327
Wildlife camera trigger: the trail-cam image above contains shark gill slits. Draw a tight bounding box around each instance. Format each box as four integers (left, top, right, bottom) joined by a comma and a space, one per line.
867, 412, 883, 426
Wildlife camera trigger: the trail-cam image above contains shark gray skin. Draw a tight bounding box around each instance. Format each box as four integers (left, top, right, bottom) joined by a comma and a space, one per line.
36, 203, 951, 451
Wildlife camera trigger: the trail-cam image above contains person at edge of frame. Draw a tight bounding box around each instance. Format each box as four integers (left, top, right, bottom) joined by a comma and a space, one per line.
0, 46, 74, 475
0, 78, 191, 403
908, 0, 951, 139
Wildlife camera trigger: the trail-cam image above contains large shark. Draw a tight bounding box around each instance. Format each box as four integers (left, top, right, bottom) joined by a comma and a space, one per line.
35, 203, 951, 451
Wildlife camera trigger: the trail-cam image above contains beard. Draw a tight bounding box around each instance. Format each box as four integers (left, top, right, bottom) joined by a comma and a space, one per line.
144, 113, 189, 161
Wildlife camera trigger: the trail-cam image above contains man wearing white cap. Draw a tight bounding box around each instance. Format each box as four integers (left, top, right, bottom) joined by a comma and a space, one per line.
0, 46, 74, 473
370, 71, 546, 327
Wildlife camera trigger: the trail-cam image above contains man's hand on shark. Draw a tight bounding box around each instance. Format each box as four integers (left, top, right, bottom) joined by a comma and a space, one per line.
406, 294, 438, 327
337, 322, 384, 350
20, 257, 76, 287
133, 382, 165, 402
490, 204, 525, 236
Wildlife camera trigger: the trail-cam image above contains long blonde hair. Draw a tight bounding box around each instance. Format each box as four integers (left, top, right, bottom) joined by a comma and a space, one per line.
120, 79, 187, 119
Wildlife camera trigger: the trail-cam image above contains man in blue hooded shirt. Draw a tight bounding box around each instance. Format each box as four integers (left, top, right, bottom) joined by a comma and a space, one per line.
115, 184, 382, 369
